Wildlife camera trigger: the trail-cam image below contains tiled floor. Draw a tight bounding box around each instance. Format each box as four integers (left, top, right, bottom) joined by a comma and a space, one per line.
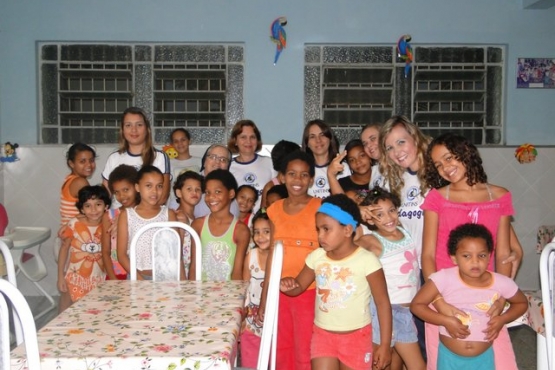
25, 296, 540, 369
509, 325, 538, 370
29, 296, 59, 331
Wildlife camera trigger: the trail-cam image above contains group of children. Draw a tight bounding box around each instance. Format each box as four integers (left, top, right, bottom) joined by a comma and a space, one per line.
269, 150, 526, 370
55, 108, 527, 370
58, 148, 274, 286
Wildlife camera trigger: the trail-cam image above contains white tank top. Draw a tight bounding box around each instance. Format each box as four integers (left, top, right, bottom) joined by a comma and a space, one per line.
126, 206, 169, 270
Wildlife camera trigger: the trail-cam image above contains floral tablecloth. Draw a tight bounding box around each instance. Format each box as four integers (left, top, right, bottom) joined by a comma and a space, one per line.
11, 280, 248, 370
524, 289, 545, 335
521, 225, 555, 337
536, 225, 555, 254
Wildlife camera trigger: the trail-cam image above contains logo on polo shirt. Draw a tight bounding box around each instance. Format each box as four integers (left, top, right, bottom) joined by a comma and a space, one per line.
244, 173, 257, 184
315, 176, 327, 188
406, 186, 420, 201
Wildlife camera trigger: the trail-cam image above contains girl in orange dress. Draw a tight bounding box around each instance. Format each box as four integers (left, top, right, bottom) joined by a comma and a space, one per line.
58, 142, 96, 311
259, 151, 321, 370
58, 186, 111, 307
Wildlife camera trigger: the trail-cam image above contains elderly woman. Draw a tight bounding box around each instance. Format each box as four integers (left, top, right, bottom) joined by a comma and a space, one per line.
193, 144, 239, 218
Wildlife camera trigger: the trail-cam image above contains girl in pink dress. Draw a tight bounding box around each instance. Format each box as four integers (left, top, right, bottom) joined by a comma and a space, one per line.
421, 133, 522, 370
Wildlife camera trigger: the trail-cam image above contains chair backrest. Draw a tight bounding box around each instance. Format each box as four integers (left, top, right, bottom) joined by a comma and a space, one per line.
0, 279, 40, 369
257, 241, 283, 370
0, 239, 16, 286
151, 228, 181, 281
129, 221, 202, 281
540, 243, 555, 370
0, 239, 23, 345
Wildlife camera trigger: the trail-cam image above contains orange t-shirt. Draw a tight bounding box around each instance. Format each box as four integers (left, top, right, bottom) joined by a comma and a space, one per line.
60, 174, 81, 225
267, 197, 321, 287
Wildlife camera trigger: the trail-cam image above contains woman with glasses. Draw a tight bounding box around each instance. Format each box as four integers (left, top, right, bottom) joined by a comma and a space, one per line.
194, 144, 240, 218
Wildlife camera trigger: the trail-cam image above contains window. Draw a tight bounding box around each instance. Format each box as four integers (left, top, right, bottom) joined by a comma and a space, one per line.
39, 43, 244, 144
304, 45, 505, 145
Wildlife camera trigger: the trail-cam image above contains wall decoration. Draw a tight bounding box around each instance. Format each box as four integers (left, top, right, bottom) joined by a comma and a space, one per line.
397, 34, 413, 78
515, 143, 538, 163
270, 17, 287, 65
0, 142, 19, 163
162, 145, 178, 159
517, 58, 555, 88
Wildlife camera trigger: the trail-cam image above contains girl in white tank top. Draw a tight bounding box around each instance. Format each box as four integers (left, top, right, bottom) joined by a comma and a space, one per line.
116, 166, 180, 279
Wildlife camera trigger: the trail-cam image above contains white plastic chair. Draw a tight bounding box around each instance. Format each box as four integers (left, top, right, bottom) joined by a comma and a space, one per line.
237, 241, 283, 370
0, 240, 16, 286
129, 222, 202, 281
0, 279, 41, 370
0, 226, 55, 320
0, 240, 23, 346
540, 243, 555, 370
0, 291, 8, 370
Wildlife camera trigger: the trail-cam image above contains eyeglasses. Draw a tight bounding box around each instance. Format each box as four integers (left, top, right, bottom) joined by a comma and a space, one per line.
207, 154, 230, 164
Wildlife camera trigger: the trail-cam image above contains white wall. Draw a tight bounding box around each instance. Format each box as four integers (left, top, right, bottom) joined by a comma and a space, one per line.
1, 144, 551, 296
1, 0, 554, 295
0, 0, 554, 145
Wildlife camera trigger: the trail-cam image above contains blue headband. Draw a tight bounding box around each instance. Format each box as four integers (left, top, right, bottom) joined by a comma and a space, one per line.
317, 203, 358, 229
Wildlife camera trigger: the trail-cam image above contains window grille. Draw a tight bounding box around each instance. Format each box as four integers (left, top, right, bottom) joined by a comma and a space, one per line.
304, 45, 504, 145
39, 43, 244, 144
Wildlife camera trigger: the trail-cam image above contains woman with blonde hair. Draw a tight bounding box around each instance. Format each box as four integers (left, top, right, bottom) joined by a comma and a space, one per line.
366, 115, 431, 362
378, 115, 430, 200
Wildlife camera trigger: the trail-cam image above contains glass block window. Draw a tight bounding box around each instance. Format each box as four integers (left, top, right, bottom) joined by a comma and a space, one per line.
305, 45, 505, 145
39, 43, 244, 144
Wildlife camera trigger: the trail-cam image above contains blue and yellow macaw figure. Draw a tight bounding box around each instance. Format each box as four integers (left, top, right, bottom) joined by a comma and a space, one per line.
397, 34, 413, 78
270, 17, 287, 65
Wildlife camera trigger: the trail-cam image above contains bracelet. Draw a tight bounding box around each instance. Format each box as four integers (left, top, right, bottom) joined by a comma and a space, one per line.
431, 295, 443, 304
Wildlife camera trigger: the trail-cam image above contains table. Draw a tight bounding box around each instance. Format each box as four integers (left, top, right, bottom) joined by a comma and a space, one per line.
1, 226, 55, 320
11, 280, 248, 370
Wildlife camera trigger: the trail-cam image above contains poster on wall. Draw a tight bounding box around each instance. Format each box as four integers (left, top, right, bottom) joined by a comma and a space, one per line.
517, 58, 555, 88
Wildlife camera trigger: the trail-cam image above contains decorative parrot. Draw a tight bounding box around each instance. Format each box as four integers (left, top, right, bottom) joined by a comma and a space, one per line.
397, 34, 413, 78
270, 17, 287, 65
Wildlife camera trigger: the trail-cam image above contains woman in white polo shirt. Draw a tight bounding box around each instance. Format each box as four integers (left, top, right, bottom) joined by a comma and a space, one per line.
102, 107, 170, 205
227, 120, 275, 213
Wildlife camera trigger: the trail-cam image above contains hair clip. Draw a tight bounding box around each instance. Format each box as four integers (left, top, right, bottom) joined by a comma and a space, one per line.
355, 189, 369, 199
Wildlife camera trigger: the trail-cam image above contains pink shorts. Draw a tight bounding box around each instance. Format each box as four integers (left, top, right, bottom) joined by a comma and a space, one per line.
311, 324, 373, 370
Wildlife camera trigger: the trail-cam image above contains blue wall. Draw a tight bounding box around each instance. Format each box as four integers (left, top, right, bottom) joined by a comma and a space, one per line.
1, 0, 554, 145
